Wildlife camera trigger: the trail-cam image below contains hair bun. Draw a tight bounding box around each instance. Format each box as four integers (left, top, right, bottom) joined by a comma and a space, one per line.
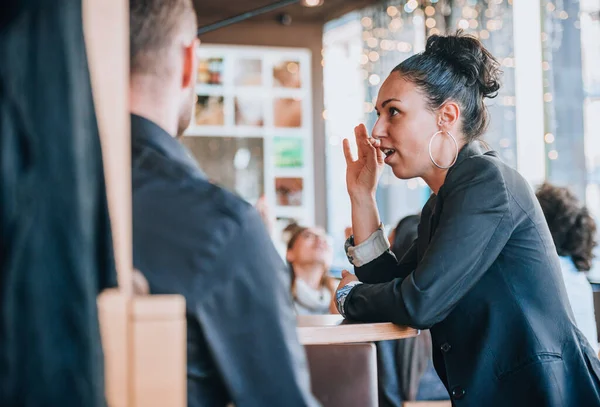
425, 30, 501, 99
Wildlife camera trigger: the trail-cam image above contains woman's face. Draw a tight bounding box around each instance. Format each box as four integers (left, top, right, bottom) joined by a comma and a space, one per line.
287, 228, 333, 267
373, 74, 457, 179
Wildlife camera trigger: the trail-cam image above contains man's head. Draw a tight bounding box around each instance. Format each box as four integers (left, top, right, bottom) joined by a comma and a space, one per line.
130, 0, 198, 136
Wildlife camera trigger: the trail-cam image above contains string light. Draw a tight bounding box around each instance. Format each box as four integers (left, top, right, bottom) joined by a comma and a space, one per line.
369, 74, 381, 86
389, 18, 403, 32
397, 42, 412, 52
502, 57, 515, 68
544, 133, 555, 143
548, 150, 559, 160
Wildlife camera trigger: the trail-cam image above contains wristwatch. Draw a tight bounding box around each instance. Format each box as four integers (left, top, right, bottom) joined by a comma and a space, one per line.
336, 281, 363, 318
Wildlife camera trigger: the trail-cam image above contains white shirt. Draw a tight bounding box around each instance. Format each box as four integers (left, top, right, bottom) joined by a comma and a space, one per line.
293, 278, 332, 315
559, 256, 599, 353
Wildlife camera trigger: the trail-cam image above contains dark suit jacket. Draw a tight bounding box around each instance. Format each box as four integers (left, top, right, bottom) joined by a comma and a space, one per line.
130, 114, 318, 407
345, 142, 600, 406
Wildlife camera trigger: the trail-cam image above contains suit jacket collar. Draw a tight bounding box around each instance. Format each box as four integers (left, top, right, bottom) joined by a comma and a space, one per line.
131, 113, 204, 176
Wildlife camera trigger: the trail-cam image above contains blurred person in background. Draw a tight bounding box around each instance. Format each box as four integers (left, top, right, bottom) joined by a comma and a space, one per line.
537, 183, 599, 353
129, 0, 318, 405
285, 223, 338, 315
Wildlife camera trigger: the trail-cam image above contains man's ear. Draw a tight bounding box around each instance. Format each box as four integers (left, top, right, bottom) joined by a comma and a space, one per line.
182, 38, 199, 89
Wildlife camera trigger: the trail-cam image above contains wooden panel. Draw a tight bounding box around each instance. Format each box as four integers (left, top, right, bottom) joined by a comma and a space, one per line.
131, 296, 187, 407
97, 290, 129, 407
297, 315, 419, 345
132, 295, 186, 320
83, 0, 132, 295
82, 2, 132, 406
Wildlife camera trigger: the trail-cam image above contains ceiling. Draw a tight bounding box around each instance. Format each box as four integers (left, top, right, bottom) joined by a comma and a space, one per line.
194, 0, 382, 27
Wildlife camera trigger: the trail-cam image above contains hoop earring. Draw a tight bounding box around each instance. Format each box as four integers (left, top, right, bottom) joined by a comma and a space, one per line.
428, 130, 459, 169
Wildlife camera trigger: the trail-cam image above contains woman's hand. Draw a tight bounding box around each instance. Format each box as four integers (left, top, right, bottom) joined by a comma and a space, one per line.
343, 124, 385, 201
336, 270, 359, 291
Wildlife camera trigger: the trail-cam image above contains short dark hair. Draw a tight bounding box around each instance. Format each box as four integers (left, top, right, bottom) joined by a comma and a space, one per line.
392, 30, 501, 142
536, 183, 597, 272
130, 0, 197, 75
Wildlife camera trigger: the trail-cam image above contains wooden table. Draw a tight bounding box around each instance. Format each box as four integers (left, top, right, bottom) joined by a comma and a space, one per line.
297, 314, 419, 345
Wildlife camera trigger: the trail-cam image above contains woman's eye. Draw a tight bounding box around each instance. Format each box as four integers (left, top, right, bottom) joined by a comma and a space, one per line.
389, 107, 399, 116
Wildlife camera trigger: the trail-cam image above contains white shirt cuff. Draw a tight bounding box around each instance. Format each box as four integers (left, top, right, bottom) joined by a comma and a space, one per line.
347, 227, 390, 267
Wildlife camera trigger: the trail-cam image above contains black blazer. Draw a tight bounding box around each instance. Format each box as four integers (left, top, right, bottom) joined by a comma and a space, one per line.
130, 115, 318, 407
344, 142, 600, 406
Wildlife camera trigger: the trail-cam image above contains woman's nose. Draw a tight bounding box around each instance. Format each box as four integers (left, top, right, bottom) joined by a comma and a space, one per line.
372, 118, 386, 140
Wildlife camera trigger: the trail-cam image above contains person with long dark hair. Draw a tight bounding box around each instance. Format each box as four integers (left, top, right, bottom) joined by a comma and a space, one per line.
536, 183, 598, 352
335, 31, 600, 406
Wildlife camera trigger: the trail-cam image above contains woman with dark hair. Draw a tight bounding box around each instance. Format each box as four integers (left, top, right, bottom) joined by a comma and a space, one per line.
284, 223, 338, 315
336, 31, 600, 406
536, 183, 598, 352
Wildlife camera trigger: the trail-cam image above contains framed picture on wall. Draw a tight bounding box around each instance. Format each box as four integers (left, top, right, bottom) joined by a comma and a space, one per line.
195, 95, 225, 126
197, 57, 224, 85
235, 58, 262, 86
186, 44, 314, 230
273, 136, 303, 168
275, 177, 303, 207
273, 60, 301, 88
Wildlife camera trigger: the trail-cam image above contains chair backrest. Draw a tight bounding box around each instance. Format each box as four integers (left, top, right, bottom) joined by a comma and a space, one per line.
305, 343, 378, 407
